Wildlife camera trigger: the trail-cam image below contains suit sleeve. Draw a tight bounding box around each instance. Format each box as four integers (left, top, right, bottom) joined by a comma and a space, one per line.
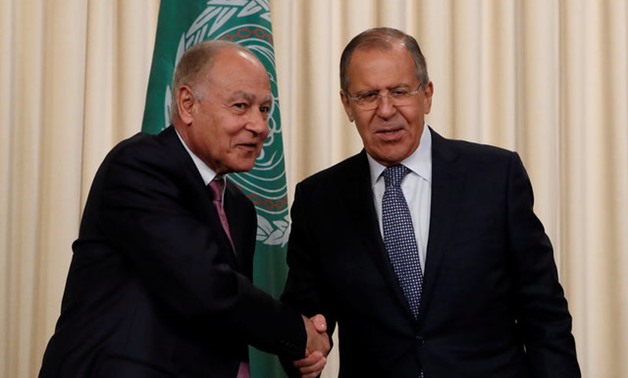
283, 185, 324, 308
280, 182, 337, 376
506, 152, 580, 376
95, 139, 306, 360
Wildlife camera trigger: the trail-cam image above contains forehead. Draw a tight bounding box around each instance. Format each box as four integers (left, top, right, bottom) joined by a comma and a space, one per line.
205, 49, 271, 96
347, 45, 416, 90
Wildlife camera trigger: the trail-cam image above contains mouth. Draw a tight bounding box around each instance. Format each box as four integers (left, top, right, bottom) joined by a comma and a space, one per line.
382, 129, 400, 134
236, 142, 262, 153
376, 127, 404, 140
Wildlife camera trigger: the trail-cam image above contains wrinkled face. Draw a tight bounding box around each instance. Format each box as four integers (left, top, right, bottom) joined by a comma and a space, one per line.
178, 49, 271, 175
341, 44, 433, 166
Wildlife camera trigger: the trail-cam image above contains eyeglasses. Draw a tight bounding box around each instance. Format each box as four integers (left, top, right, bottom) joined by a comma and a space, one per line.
345, 85, 423, 110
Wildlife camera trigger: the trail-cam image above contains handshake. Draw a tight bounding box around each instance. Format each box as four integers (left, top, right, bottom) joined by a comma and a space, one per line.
295, 314, 331, 378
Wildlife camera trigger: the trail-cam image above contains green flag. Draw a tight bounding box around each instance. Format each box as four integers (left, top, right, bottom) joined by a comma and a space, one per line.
142, 1, 290, 377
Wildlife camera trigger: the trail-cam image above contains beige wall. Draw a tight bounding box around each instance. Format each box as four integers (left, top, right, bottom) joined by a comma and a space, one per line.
0, 1, 626, 377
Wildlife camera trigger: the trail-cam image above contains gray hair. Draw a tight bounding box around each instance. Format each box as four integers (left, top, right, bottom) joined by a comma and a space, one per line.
339, 27, 429, 92
170, 40, 256, 121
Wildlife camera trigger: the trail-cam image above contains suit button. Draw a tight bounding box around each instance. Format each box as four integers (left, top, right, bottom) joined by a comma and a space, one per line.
416, 335, 424, 344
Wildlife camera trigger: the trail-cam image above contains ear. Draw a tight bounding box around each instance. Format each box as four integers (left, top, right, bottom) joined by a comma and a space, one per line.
177, 85, 197, 125
340, 90, 355, 123
422, 81, 434, 114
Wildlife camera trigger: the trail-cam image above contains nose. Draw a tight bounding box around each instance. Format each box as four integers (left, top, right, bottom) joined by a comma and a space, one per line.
247, 110, 270, 137
376, 95, 397, 118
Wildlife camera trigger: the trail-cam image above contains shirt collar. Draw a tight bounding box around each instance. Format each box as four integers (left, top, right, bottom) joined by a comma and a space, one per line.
368, 123, 433, 185
174, 128, 220, 186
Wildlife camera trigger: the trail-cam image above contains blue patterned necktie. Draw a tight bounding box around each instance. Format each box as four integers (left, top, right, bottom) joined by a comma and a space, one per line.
382, 164, 424, 320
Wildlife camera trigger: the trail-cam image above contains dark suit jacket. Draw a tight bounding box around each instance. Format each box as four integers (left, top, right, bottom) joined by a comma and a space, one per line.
282, 128, 580, 377
39, 126, 305, 378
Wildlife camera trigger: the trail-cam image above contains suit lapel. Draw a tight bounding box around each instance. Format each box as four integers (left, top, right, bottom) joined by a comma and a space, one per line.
157, 126, 238, 268
223, 182, 250, 269
419, 129, 465, 320
341, 152, 414, 318
341, 132, 467, 323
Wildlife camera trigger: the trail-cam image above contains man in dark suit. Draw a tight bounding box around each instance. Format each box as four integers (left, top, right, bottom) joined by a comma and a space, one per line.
282, 27, 580, 377
39, 40, 329, 378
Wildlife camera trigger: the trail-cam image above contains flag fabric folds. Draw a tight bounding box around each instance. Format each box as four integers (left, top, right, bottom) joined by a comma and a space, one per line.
142, 1, 290, 376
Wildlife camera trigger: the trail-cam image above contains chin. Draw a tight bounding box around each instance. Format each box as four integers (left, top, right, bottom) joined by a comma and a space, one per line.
230, 162, 256, 173
370, 150, 406, 165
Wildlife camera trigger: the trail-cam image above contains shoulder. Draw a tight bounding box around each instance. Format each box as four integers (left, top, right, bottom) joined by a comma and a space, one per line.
95, 126, 200, 191
101, 126, 189, 175
299, 152, 368, 188
109, 126, 178, 160
431, 128, 519, 169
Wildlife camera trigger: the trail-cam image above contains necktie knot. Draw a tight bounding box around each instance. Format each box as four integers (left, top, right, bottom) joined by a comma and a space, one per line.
209, 179, 224, 203
383, 164, 411, 189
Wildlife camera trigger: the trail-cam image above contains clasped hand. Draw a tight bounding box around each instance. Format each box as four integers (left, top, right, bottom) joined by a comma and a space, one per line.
296, 314, 330, 378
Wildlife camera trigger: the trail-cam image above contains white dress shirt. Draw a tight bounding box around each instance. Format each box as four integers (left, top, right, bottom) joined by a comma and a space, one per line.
175, 128, 225, 198
368, 123, 432, 269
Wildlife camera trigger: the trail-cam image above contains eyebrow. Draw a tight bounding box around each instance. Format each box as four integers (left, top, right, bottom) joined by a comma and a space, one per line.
230, 91, 272, 104
355, 83, 413, 93
229, 91, 273, 104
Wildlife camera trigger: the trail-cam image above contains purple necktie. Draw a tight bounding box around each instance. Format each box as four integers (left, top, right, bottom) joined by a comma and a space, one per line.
209, 179, 235, 252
